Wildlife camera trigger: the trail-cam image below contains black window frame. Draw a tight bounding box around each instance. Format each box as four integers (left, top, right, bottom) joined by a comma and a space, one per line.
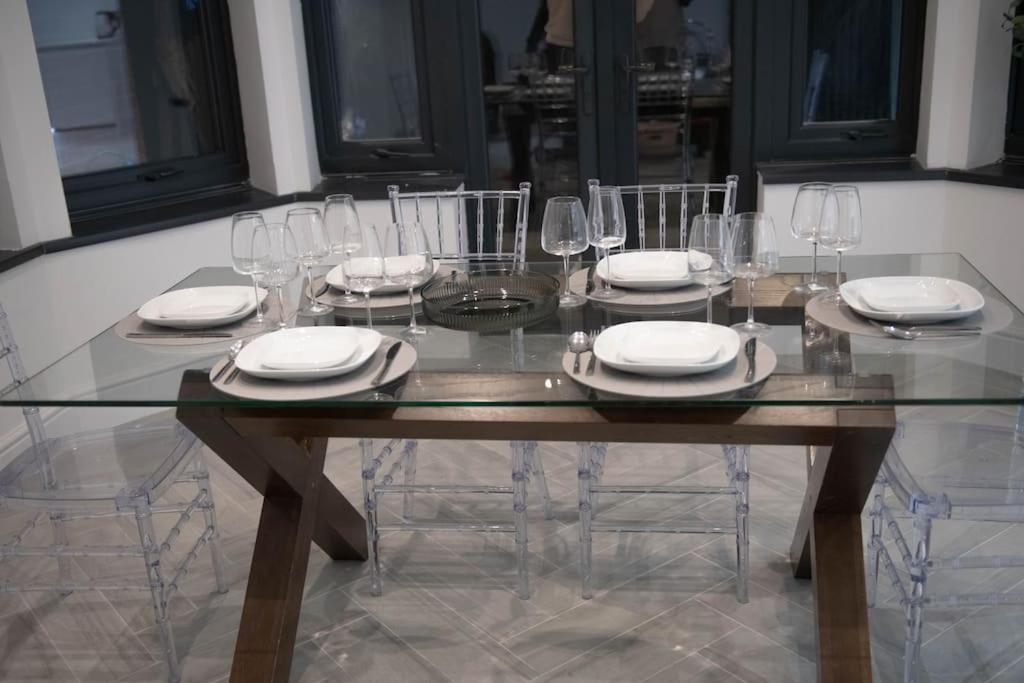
53, 0, 248, 232
302, 0, 484, 183
1005, 8, 1024, 161
754, 0, 927, 162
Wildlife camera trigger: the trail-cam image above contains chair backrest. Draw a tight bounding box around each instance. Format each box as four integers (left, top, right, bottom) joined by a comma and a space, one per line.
589, 175, 738, 251
0, 304, 53, 485
388, 183, 532, 265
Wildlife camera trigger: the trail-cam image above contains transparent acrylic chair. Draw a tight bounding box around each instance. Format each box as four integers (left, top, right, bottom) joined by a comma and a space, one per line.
356, 184, 552, 600
577, 177, 753, 602
0, 304, 226, 682
868, 408, 1024, 683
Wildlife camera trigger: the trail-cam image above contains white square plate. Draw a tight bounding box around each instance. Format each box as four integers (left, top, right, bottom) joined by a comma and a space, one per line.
236, 327, 382, 381
840, 277, 984, 323
138, 286, 267, 329
594, 321, 740, 377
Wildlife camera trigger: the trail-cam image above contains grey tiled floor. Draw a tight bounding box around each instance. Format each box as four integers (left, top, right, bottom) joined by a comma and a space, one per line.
2, 406, 1024, 682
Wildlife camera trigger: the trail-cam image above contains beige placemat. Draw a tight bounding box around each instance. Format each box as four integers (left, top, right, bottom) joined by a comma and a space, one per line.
806, 294, 1014, 339
209, 337, 417, 401
569, 267, 730, 307
562, 342, 777, 399
308, 264, 458, 312
115, 298, 279, 346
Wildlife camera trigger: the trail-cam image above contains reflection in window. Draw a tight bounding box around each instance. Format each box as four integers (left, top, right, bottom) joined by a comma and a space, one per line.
28, 0, 221, 177
803, 0, 901, 124
329, 0, 422, 142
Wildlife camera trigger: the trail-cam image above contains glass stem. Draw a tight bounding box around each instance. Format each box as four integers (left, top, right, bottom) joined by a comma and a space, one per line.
407, 287, 417, 331
364, 292, 373, 330
562, 254, 571, 297
810, 241, 818, 285
306, 265, 317, 308
275, 286, 288, 329
706, 284, 713, 324
250, 275, 264, 322
603, 248, 612, 293
836, 250, 843, 292
747, 278, 755, 325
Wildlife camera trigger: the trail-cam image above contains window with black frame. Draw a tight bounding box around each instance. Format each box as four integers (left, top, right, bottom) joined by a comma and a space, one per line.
755, 0, 927, 162
1004, 4, 1024, 161
302, 0, 479, 182
28, 0, 247, 232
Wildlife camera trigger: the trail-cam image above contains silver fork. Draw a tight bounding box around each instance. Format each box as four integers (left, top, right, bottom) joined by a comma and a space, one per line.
585, 328, 601, 375
216, 338, 253, 384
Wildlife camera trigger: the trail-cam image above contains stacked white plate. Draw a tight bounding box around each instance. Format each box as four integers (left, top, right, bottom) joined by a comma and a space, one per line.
594, 250, 711, 290
234, 327, 382, 381
839, 276, 984, 323
325, 258, 440, 295
593, 321, 741, 377
138, 286, 267, 328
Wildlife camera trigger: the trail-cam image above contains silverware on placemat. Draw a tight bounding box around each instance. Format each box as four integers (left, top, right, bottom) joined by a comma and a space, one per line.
214, 339, 251, 384
743, 337, 757, 383
568, 331, 590, 374
128, 331, 233, 339
371, 341, 402, 386
868, 320, 982, 340
585, 328, 600, 375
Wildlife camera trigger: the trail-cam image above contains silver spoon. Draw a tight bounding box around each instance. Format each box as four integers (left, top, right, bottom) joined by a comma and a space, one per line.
568, 331, 590, 374
879, 325, 981, 340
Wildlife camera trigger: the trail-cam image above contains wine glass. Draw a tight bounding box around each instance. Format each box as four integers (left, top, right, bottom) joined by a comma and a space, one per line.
253, 223, 300, 329
230, 211, 268, 325
342, 223, 386, 329
323, 194, 363, 304
541, 196, 589, 307
818, 185, 863, 306
688, 213, 733, 324
383, 222, 433, 337
730, 212, 779, 337
587, 182, 627, 300
286, 207, 331, 316
790, 182, 833, 295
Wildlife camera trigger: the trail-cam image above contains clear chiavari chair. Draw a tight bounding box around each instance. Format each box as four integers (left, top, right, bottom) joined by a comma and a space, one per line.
867, 403, 1024, 682
0, 303, 226, 682
576, 176, 752, 602
356, 184, 550, 600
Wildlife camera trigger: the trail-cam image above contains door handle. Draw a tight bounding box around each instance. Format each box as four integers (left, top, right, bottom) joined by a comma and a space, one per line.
556, 64, 589, 75
623, 61, 655, 73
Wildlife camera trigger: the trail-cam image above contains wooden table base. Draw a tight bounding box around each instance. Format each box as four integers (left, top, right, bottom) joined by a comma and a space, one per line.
178, 370, 894, 683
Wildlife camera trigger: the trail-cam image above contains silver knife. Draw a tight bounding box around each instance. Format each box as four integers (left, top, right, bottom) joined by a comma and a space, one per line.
371, 341, 402, 386
743, 337, 757, 383
128, 331, 233, 338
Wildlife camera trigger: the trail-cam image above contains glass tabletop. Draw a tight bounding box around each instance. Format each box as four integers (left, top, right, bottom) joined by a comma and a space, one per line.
3, 254, 1023, 409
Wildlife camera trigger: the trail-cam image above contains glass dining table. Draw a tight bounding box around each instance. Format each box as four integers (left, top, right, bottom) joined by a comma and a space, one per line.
3, 253, 1022, 683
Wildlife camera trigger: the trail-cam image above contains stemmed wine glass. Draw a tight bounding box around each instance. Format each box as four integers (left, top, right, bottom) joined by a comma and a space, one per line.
541, 196, 589, 307
384, 222, 433, 337
730, 212, 779, 337
818, 185, 863, 306
253, 223, 300, 329
230, 211, 268, 325
688, 213, 733, 324
790, 182, 833, 295
587, 182, 627, 300
286, 207, 331, 316
342, 222, 386, 329
323, 194, 363, 304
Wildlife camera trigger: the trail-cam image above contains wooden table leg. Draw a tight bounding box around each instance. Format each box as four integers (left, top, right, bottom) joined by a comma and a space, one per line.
232, 436, 326, 682
789, 408, 896, 683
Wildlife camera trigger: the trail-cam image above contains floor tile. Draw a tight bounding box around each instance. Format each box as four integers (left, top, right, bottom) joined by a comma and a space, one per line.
0, 611, 79, 682
699, 626, 817, 683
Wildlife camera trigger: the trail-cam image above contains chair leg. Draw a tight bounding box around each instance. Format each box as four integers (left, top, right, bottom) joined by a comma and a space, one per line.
904, 514, 932, 683
577, 442, 594, 600
360, 438, 383, 597
135, 503, 180, 682
511, 441, 530, 599
193, 450, 228, 594
401, 440, 418, 521
733, 446, 750, 604
49, 512, 73, 596
523, 441, 553, 520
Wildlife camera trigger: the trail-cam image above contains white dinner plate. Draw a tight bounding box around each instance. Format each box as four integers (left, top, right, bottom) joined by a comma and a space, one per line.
325, 258, 440, 295
138, 286, 267, 329
236, 327, 382, 381
840, 277, 985, 323
259, 328, 359, 370
594, 251, 703, 290
593, 321, 741, 377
